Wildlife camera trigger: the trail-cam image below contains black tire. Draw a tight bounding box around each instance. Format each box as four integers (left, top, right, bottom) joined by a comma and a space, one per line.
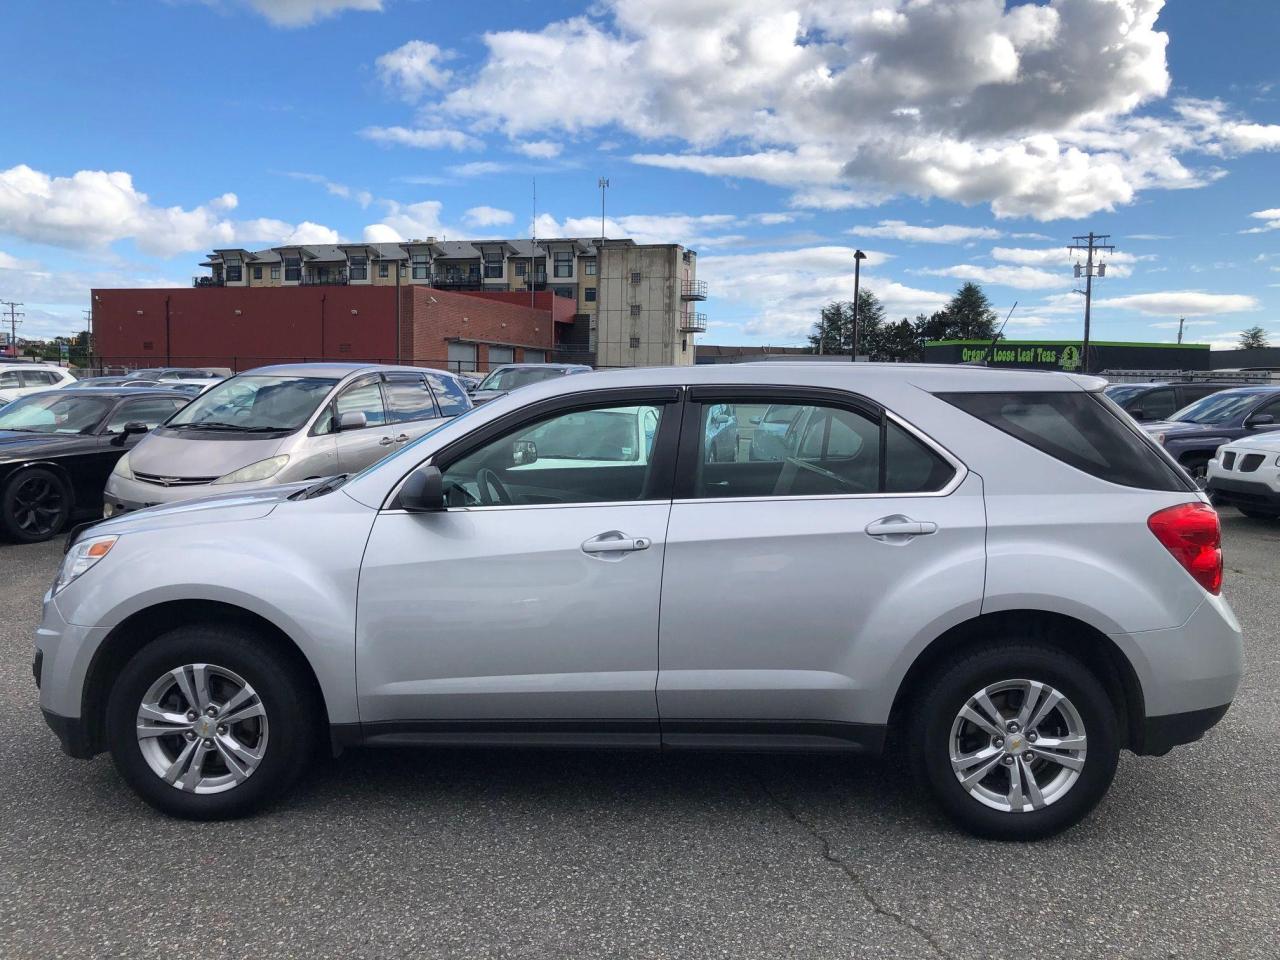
1180, 456, 1210, 490
910, 642, 1119, 841
106, 623, 316, 820
1, 466, 72, 543
1238, 507, 1280, 520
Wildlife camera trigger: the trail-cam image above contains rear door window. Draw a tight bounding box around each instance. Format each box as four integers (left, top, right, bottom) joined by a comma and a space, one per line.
938, 391, 1192, 491
1135, 387, 1177, 421
382, 376, 437, 423
424, 373, 470, 417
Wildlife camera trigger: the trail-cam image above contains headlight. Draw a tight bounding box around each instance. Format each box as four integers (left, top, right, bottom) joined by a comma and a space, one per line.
111, 453, 134, 480
211, 455, 289, 485
54, 535, 119, 595
1155, 432, 1166, 445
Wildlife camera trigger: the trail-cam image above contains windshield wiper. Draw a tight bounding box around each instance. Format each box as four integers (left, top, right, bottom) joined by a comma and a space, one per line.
291, 474, 349, 500
170, 422, 290, 432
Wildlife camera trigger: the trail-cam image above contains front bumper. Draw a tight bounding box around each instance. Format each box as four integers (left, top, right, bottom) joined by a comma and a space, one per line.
41, 707, 94, 759
33, 590, 108, 757
103, 472, 274, 516
1206, 476, 1280, 512
1139, 703, 1231, 756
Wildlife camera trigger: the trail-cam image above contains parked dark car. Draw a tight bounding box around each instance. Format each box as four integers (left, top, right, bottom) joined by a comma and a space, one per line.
70, 376, 161, 389
468, 363, 592, 405
1142, 386, 1280, 486
1104, 381, 1242, 423
0, 388, 189, 542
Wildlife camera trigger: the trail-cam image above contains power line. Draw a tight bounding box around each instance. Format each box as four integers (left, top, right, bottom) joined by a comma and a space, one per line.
1066, 233, 1114, 374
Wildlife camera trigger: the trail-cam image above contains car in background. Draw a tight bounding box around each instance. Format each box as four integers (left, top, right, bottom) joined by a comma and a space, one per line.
37, 364, 1240, 839
71, 376, 162, 389
468, 363, 592, 405
1104, 381, 1241, 424
0, 364, 78, 406
103, 363, 471, 515
1205, 432, 1280, 519
129, 366, 233, 381
1142, 386, 1280, 486
156, 378, 223, 397
0, 387, 189, 542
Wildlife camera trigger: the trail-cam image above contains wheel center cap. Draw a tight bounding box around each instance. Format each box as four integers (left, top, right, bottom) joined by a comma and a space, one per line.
1007, 734, 1025, 753
193, 717, 217, 738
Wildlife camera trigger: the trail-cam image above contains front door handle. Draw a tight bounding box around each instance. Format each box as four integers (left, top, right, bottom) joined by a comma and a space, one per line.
378, 436, 395, 446
394, 434, 410, 443
865, 515, 938, 540
581, 533, 652, 555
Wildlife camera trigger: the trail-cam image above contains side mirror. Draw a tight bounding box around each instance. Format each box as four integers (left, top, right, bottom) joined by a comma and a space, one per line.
512, 439, 538, 466
1247, 413, 1276, 428
336, 410, 367, 432
749, 415, 762, 425
122, 421, 149, 435
397, 465, 445, 511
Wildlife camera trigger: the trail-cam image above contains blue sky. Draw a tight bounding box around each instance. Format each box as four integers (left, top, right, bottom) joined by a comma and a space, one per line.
1, 0, 1277, 348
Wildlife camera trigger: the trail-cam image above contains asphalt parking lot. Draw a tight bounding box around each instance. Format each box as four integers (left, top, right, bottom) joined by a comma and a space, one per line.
1, 516, 1277, 960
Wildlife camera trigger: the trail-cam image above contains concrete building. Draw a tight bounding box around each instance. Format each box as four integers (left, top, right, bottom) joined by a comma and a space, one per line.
198, 236, 706, 367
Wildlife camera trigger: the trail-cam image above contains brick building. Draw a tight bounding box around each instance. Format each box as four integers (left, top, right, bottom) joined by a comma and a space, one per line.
90, 285, 576, 374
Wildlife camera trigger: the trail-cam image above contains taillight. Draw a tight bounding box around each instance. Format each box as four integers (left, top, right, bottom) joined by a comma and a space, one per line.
1147, 502, 1222, 595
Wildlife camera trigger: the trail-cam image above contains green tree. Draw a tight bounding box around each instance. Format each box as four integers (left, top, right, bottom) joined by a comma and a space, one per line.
808, 290, 885, 356
1238, 326, 1270, 349
917, 282, 1000, 342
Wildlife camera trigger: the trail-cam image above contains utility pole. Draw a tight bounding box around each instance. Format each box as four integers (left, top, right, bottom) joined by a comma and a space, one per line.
1176, 316, 1185, 345
1, 301, 22, 358
82, 309, 93, 370
598, 177, 609, 241
850, 250, 867, 361
1067, 232, 1114, 374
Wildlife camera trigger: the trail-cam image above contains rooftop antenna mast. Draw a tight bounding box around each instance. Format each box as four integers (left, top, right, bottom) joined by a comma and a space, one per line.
530, 176, 537, 315
976, 301, 1017, 365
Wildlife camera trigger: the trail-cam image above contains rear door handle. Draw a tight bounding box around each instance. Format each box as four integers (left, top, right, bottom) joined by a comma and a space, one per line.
582, 533, 652, 554
394, 434, 410, 443
865, 515, 938, 540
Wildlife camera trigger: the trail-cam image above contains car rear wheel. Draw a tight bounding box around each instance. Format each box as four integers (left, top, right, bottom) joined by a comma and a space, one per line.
911, 642, 1119, 840
106, 624, 316, 820
1, 466, 72, 543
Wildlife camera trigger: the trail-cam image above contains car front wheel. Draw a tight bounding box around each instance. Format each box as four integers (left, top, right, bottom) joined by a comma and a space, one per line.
1, 466, 72, 542
912, 642, 1119, 840
106, 624, 316, 820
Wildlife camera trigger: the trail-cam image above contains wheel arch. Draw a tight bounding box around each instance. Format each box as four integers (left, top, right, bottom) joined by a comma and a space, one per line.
81, 599, 333, 757
888, 609, 1145, 751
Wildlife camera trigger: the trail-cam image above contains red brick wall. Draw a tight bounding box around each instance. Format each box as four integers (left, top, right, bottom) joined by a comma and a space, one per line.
463, 290, 578, 325
93, 286, 555, 372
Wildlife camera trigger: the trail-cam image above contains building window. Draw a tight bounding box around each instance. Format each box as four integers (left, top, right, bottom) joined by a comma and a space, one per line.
252, 266, 262, 280
412, 254, 429, 280
484, 251, 503, 279
585, 287, 596, 302
584, 259, 597, 277
446, 265, 462, 282
630, 271, 642, 284
630, 303, 642, 316
225, 265, 243, 283
284, 257, 301, 282
629, 336, 641, 348
378, 262, 389, 278
469, 264, 481, 281
554, 286, 576, 299
514, 261, 526, 277
554, 251, 573, 278
270, 265, 280, 281
350, 256, 368, 281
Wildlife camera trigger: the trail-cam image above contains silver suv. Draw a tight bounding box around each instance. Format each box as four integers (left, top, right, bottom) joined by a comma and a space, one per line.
102, 363, 471, 515
34, 364, 1242, 838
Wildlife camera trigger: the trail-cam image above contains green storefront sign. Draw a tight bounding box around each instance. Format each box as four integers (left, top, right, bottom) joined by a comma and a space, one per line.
925, 339, 1210, 372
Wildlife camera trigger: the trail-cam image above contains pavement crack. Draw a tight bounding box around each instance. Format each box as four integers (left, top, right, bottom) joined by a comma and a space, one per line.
750, 770, 955, 960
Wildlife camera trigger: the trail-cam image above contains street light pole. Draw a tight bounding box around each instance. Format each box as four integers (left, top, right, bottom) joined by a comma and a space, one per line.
850, 250, 867, 361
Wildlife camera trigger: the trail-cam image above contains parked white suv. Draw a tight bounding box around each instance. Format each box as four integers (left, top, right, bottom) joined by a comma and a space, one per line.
1205, 432, 1280, 519
33, 364, 1242, 839
0, 363, 77, 405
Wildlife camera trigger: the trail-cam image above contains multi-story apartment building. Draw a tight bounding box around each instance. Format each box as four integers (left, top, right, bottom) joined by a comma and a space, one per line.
198, 237, 705, 367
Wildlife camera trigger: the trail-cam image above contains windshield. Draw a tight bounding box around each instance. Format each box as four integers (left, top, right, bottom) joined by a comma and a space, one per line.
1169, 392, 1263, 425
166, 375, 337, 432
1103, 384, 1149, 404
0, 393, 113, 434
477, 367, 567, 392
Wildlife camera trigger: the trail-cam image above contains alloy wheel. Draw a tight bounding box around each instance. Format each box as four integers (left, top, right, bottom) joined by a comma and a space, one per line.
12, 475, 65, 536
135, 663, 269, 794
948, 679, 1087, 813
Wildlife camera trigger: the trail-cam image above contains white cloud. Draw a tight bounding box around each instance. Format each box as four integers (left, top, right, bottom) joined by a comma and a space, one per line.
360, 125, 480, 151
413, 0, 1280, 221
447, 161, 512, 177
1095, 290, 1260, 316
991, 245, 1138, 277
238, 0, 382, 27
0, 164, 338, 256
917, 263, 1071, 290
464, 205, 515, 227
0, 251, 36, 270
527, 210, 790, 247
287, 172, 372, 208
514, 140, 562, 159
699, 245, 945, 341
850, 220, 1002, 243
1242, 206, 1280, 233
1148, 318, 1219, 329
376, 41, 454, 101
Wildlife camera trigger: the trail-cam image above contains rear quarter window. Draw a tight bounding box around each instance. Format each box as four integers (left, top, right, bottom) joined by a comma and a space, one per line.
937, 391, 1193, 492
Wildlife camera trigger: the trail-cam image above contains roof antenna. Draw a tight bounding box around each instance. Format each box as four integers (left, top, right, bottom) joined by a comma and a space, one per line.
973, 301, 1017, 366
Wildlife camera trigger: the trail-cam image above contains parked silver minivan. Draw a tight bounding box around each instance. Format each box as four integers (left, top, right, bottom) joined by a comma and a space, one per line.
103, 363, 470, 514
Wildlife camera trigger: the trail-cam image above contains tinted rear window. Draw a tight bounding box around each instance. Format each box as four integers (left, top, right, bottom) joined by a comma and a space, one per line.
937, 391, 1193, 491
